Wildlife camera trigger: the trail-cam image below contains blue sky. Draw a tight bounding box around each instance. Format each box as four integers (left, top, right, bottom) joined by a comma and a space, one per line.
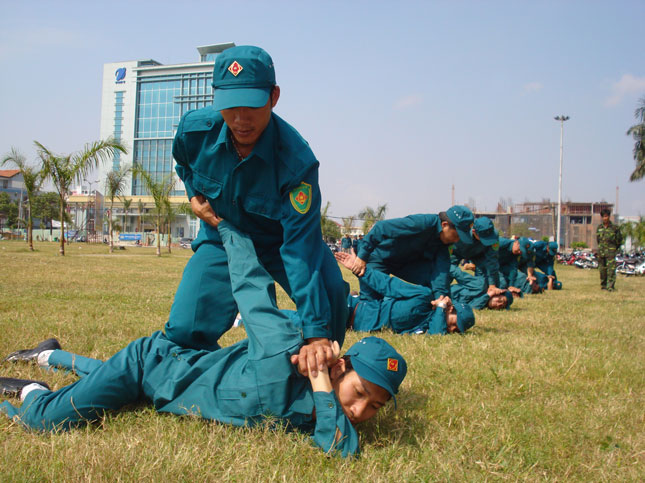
1, 0, 644, 217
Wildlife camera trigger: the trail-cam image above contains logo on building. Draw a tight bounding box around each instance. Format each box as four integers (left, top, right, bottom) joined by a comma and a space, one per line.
115, 67, 127, 84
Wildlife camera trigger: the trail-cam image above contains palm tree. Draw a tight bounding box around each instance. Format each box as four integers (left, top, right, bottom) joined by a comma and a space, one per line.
122, 198, 132, 233
36, 137, 126, 256
358, 203, 388, 234
342, 216, 355, 236
1, 148, 44, 251
627, 97, 645, 182
163, 200, 192, 253
133, 166, 176, 256
104, 164, 132, 253
137, 198, 146, 233
320, 201, 341, 242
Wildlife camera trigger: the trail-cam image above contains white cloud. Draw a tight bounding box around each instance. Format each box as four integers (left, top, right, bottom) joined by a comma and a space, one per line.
393, 94, 423, 110
605, 74, 645, 107
523, 81, 543, 93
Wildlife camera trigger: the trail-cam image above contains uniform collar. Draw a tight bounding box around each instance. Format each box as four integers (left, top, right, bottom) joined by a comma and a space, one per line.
215, 115, 276, 165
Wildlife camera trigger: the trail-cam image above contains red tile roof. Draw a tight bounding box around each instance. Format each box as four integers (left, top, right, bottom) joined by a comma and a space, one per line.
0, 169, 20, 178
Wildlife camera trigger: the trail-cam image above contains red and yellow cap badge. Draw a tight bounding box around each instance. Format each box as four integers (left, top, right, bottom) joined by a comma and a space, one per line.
387, 358, 399, 372
227, 61, 243, 77
289, 182, 312, 215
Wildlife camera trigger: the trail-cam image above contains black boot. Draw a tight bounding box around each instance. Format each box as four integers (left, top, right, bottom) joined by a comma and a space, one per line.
4, 338, 61, 362
0, 377, 50, 397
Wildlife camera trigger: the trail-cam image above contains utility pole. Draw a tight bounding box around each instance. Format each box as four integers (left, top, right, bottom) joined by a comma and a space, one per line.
554, 115, 570, 249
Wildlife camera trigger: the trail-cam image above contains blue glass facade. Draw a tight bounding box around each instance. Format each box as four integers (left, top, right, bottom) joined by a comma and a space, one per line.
112, 91, 124, 171
131, 72, 214, 196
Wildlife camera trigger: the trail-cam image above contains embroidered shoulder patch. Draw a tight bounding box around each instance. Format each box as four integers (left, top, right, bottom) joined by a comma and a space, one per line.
492, 243, 499, 251
289, 182, 312, 214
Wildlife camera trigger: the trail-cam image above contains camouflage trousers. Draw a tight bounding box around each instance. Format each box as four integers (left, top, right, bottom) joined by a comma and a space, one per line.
598, 252, 617, 289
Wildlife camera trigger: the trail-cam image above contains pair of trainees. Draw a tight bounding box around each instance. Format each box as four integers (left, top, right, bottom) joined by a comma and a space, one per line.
335, 250, 476, 335
1, 221, 406, 458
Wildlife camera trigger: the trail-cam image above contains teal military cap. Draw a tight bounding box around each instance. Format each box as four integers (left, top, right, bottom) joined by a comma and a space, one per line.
211, 46, 276, 111
518, 237, 534, 258
345, 337, 407, 407
473, 217, 499, 247
446, 205, 474, 243
503, 290, 514, 309
548, 241, 558, 255
454, 301, 475, 333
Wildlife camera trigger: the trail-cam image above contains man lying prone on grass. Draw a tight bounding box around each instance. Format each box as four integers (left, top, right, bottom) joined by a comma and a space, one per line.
1, 221, 406, 458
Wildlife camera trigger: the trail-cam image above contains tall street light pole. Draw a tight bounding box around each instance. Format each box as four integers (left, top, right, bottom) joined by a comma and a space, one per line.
554, 115, 569, 249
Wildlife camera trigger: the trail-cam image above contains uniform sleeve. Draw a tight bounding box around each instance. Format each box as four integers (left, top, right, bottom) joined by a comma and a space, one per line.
484, 247, 501, 287
450, 265, 487, 293
360, 268, 433, 300
615, 226, 623, 246
426, 307, 448, 335
311, 391, 360, 457
357, 215, 436, 261
172, 114, 197, 201
279, 167, 335, 341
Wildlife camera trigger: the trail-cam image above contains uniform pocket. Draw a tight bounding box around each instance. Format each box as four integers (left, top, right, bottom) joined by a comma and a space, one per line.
192, 172, 223, 200
216, 386, 262, 417
242, 194, 281, 220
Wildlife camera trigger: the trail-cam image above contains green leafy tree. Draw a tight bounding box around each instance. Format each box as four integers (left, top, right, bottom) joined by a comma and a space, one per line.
621, 217, 645, 250
1, 148, 44, 250
509, 222, 531, 238
104, 164, 132, 253
571, 241, 588, 250
36, 138, 126, 255
133, 167, 176, 256
32, 192, 62, 238
0, 192, 19, 232
358, 203, 388, 234
320, 202, 341, 242
627, 97, 645, 181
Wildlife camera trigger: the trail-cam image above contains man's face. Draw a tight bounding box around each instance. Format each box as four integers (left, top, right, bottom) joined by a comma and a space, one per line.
487, 294, 508, 310
220, 87, 280, 151
602, 214, 610, 225
440, 221, 460, 245
446, 306, 459, 333
512, 240, 521, 255
332, 367, 390, 425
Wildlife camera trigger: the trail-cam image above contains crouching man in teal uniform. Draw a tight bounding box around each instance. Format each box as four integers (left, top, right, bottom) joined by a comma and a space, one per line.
532, 241, 562, 290
349, 206, 475, 301
1, 222, 406, 458
334, 251, 474, 335
168, 45, 348, 374
450, 217, 503, 295
449, 265, 514, 310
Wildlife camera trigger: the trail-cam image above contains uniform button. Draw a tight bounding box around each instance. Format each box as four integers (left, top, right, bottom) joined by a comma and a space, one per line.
206, 121, 212, 127
328, 402, 334, 409
232, 200, 236, 205
241, 392, 247, 398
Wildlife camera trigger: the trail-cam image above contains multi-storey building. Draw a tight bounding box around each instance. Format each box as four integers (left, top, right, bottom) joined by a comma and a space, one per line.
94, 42, 235, 240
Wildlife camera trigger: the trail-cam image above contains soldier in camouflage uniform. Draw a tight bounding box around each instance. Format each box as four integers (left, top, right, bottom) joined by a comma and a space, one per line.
596, 208, 623, 291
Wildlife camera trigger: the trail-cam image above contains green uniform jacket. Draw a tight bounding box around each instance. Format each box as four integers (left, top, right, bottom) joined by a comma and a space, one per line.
596, 222, 622, 255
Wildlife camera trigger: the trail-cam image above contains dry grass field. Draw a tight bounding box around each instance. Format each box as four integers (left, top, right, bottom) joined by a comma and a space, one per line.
1, 240, 643, 481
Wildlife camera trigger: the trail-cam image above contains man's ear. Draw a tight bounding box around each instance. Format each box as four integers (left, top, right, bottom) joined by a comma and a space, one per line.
270, 86, 280, 108
329, 357, 347, 381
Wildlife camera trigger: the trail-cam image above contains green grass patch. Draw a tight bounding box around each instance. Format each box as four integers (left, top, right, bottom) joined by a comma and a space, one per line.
1, 240, 644, 480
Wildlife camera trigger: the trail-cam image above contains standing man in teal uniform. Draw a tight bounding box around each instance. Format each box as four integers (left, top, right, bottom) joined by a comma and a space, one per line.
1, 221, 407, 458
168, 46, 348, 372
349, 206, 474, 301
341, 234, 353, 253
